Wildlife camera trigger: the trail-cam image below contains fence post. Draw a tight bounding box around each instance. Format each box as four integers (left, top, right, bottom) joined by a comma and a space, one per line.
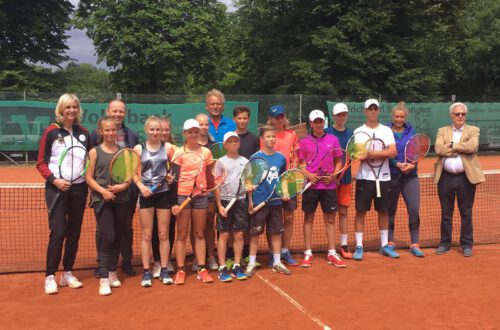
299, 94, 303, 124
23, 90, 26, 101
116, 92, 122, 100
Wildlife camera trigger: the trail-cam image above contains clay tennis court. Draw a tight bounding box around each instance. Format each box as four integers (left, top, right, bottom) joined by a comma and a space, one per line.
1, 156, 500, 329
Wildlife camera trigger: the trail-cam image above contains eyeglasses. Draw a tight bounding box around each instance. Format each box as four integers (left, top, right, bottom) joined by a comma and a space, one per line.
452, 112, 467, 117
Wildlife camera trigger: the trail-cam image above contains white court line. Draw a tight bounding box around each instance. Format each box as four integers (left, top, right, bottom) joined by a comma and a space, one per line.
256, 273, 332, 330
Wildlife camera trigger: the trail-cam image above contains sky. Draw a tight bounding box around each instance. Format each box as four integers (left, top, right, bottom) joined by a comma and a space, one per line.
65, 0, 235, 70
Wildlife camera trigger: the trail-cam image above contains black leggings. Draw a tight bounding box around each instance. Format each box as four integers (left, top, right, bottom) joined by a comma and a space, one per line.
45, 182, 87, 277
95, 202, 130, 278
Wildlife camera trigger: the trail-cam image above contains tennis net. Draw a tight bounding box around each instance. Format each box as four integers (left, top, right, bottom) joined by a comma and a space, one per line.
1, 171, 500, 273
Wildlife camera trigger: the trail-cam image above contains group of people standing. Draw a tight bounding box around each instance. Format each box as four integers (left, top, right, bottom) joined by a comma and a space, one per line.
36, 90, 484, 296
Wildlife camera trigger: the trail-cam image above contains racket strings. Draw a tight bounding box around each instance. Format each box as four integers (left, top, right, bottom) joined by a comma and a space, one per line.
111, 151, 139, 182
60, 147, 87, 180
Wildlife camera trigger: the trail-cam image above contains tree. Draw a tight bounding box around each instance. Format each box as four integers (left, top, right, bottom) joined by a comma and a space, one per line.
0, 0, 73, 91
52, 63, 111, 94
229, 0, 468, 100
448, 0, 500, 100
75, 0, 228, 94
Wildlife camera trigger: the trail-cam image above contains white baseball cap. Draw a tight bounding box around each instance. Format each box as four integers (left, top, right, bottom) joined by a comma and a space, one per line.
183, 119, 200, 130
223, 131, 240, 143
332, 103, 349, 115
364, 98, 380, 109
309, 110, 325, 121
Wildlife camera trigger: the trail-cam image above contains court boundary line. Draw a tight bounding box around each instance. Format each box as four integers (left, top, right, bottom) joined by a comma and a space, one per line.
256, 273, 332, 330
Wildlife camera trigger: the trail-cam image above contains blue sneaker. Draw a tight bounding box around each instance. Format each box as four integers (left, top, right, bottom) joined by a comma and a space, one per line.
218, 267, 232, 282
410, 244, 425, 258
353, 246, 364, 261
380, 244, 400, 258
141, 270, 153, 287
281, 251, 298, 266
231, 265, 248, 281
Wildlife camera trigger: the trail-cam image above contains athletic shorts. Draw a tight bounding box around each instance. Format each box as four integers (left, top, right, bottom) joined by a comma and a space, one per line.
177, 194, 208, 210
302, 189, 338, 214
250, 205, 283, 236
282, 195, 298, 212
139, 191, 171, 209
355, 180, 391, 212
207, 191, 215, 203
337, 183, 352, 207
216, 199, 249, 232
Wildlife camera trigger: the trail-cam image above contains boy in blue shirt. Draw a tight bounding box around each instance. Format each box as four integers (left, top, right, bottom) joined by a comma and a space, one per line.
245, 125, 291, 276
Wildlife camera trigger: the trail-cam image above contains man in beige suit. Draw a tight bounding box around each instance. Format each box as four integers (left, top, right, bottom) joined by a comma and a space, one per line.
434, 102, 485, 257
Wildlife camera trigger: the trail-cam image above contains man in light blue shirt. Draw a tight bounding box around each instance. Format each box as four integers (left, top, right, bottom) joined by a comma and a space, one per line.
206, 89, 236, 143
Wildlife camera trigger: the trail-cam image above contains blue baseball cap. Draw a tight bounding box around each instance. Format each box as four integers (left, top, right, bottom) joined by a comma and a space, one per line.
268, 105, 286, 117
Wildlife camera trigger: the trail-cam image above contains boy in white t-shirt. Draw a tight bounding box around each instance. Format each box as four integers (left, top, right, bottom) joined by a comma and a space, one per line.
353, 99, 399, 261
215, 132, 249, 282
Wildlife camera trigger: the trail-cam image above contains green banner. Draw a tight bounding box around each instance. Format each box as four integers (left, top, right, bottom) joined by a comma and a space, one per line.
326, 102, 500, 147
0, 101, 258, 151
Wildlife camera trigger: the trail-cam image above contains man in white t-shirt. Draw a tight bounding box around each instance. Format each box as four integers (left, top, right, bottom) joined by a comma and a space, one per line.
352, 99, 398, 260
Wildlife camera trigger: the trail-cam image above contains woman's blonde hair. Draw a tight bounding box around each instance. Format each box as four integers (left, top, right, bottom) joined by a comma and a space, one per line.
54, 93, 83, 125
144, 115, 162, 131
392, 101, 408, 116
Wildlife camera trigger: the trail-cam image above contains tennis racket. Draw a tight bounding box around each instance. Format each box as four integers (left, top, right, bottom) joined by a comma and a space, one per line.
404, 133, 431, 163
177, 159, 227, 211
224, 157, 269, 213
297, 136, 319, 168
249, 169, 306, 215
289, 141, 301, 169
210, 142, 227, 159
346, 131, 371, 161
302, 148, 349, 193
366, 137, 386, 198
95, 148, 140, 215
47, 146, 89, 217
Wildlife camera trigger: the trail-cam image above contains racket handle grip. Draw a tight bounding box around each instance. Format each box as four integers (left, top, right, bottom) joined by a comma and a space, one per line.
301, 181, 313, 194
149, 183, 162, 193
178, 197, 192, 211
224, 198, 237, 213
47, 191, 62, 218
376, 180, 381, 198
250, 201, 266, 215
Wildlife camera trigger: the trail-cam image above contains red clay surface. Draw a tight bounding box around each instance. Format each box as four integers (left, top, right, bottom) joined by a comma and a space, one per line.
1, 246, 499, 329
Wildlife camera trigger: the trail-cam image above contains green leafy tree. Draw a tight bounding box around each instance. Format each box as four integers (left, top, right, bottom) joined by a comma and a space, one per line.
0, 0, 73, 91
75, 0, 228, 94
52, 63, 111, 94
230, 0, 468, 100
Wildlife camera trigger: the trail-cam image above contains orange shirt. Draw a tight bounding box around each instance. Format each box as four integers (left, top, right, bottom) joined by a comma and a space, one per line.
173, 145, 212, 196
260, 129, 298, 169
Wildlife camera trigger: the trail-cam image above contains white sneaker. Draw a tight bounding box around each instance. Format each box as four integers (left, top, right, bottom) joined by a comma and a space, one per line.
108, 271, 121, 288
99, 278, 111, 296
245, 264, 256, 278
152, 262, 161, 279
45, 275, 58, 295
208, 256, 218, 271
59, 271, 83, 288
167, 261, 175, 273
191, 259, 199, 272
